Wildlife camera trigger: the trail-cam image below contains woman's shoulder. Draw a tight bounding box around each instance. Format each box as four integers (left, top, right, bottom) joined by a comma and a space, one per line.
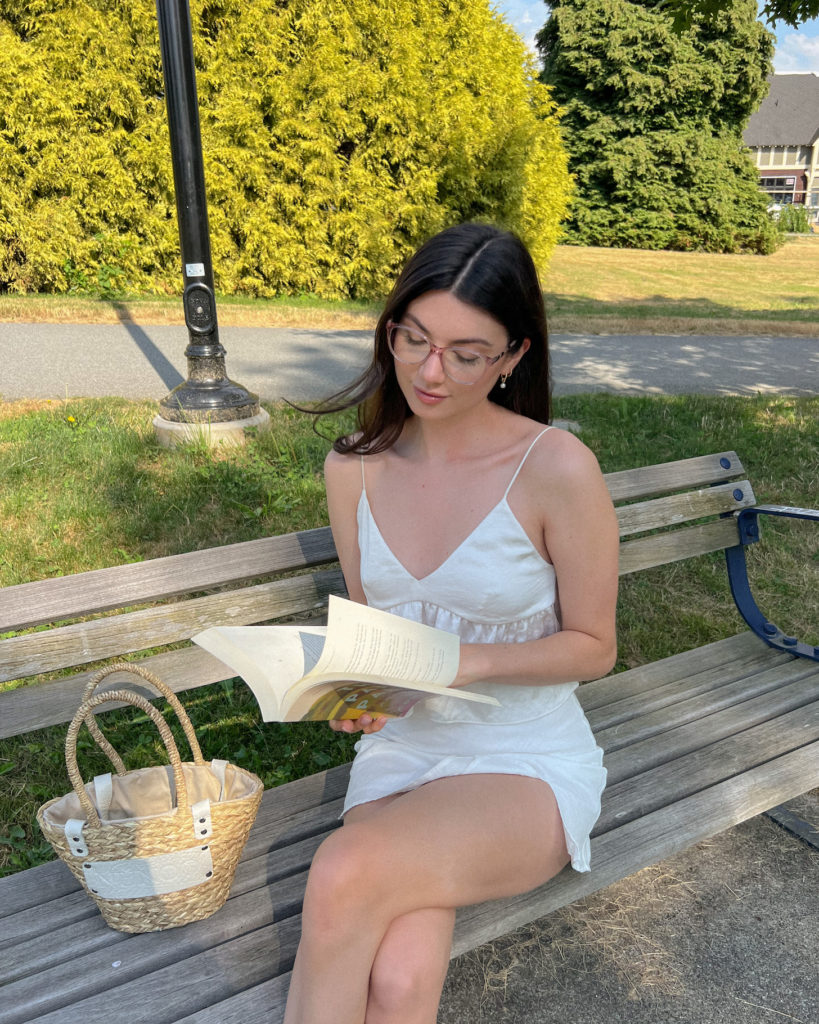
522, 421, 607, 495
324, 445, 363, 493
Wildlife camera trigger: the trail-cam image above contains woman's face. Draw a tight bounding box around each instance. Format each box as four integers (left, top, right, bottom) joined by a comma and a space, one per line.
390, 290, 528, 420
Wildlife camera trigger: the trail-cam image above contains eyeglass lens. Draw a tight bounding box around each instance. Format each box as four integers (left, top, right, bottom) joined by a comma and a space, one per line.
389, 324, 490, 383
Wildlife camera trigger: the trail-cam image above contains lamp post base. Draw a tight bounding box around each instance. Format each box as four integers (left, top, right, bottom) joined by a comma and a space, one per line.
153, 408, 271, 449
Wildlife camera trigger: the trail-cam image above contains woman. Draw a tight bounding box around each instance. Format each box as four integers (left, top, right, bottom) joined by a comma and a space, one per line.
283, 223, 619, 1024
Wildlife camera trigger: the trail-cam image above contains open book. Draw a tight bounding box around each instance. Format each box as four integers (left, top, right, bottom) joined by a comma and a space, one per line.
192, 595, 500, 722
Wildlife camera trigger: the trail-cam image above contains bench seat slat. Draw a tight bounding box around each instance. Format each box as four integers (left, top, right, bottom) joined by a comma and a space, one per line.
602, 671, 819, 786
615, 480, 755, 537
8, 914, 304, 1024
0, 569, 345, 683
604, 451, 745, 502
173, 975, 292, 1024
586, 646, 804, 733
579, 631, 777, 711
2, 860, 311, 1000
0, 529, 338, 633
450, 739, 818, 959
597, 698, 819, 834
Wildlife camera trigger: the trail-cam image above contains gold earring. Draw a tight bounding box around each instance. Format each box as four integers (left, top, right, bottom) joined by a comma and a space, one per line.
499, 373, 510, 390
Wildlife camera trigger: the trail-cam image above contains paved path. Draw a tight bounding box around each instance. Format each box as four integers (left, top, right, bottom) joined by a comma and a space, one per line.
1, 322, 817, 400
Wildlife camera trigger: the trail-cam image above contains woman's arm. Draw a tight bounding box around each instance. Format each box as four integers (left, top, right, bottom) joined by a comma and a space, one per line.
455, 431, 619, 689
324, 449, 389, 734
324, 449, 367, 605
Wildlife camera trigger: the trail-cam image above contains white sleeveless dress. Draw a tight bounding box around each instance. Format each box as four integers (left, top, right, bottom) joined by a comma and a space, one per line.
342, 428, 607, 872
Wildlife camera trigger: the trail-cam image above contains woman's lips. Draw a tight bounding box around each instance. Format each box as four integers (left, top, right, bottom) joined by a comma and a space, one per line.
413, 386, 448, 404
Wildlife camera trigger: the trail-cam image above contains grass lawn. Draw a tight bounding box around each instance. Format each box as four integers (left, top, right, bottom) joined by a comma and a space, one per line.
1, 394, 817, 875
0, 237, 817, 336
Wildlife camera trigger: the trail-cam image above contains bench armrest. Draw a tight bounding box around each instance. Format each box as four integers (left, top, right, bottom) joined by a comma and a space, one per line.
725, 505, 819, 662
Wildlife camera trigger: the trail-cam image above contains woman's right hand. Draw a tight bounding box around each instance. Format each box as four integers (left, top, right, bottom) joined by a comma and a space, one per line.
329, 713, 389, 735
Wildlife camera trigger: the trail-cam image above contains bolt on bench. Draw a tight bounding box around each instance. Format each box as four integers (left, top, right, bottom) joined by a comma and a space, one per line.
1, 450, 817, 1024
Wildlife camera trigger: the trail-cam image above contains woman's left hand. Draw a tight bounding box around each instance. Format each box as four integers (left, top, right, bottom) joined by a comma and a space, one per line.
329, 714, 389, 735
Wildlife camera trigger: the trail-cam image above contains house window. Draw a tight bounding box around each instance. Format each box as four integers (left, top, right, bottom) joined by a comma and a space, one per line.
759, 175, 804, 204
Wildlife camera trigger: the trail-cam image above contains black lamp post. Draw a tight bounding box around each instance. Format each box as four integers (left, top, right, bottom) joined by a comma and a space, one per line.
154, 0, 266, 437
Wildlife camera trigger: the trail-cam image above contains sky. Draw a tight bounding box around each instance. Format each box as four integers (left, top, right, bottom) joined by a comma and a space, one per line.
496, 1, 819, 75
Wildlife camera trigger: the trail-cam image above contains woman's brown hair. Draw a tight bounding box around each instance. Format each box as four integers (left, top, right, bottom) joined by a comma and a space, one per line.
312, 223, 551, 454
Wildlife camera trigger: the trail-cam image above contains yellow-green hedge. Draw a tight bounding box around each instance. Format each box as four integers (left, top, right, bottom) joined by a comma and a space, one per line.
0, 0, 572, 299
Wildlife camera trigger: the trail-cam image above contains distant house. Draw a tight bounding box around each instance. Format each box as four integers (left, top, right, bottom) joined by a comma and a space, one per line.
743, 74, 819, 219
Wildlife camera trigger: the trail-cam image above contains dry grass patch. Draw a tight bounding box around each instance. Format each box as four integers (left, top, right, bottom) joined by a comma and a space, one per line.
545, 236, 819, 315
462, 865, 693, 1006
552, 314, 819, 337
0, 295, 378, 330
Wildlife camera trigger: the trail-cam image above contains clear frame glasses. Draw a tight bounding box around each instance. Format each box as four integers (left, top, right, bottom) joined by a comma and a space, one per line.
386, 320, 508, 385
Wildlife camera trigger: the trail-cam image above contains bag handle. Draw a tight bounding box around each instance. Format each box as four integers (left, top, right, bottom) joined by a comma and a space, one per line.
79, 663, 205, 772
66, 690, 191, 827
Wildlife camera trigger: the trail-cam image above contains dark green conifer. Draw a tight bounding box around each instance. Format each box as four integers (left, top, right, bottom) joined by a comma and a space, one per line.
539, 0, 780, 253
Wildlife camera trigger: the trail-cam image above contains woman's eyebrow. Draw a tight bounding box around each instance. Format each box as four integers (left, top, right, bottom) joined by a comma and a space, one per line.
403, 312, 494, 348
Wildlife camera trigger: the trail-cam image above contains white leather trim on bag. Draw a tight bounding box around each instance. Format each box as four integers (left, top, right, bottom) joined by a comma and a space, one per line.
93, 773, 113, 819
82, 844, 215, 899
65, 819, 89, 858
191, 798, 213, 838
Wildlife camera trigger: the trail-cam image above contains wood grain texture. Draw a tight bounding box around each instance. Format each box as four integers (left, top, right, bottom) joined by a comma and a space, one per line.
0, 569, 345, 683
615, 480, 756, 537
604, 451, 745, 502
0, 528, 338, 633
617, 518, 740, 574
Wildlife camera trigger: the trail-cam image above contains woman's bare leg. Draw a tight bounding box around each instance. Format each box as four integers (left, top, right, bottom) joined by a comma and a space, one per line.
283, 774, 570, 1024
346, 798, 455, 1024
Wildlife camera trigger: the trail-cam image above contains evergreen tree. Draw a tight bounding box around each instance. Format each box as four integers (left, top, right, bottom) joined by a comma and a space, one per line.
0, 0, 571, 299
539, 0, 780, 253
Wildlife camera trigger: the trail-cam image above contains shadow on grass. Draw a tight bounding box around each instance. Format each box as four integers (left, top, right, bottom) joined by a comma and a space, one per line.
545, 294, 819, 323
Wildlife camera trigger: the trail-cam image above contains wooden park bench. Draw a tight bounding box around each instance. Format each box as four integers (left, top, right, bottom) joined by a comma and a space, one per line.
1, 450, 817, 1024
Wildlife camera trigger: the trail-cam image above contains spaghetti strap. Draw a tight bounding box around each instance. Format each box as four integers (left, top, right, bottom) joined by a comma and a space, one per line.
360, 455, 367, 493
503, 427, 553, 499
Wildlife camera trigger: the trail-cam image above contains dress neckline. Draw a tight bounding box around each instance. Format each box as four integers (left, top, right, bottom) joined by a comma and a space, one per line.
359, 490, 553, 583
360, 423, 556, 585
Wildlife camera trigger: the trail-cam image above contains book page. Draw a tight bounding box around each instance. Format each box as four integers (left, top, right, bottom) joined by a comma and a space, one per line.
306, 595, 459, 688
191, 624, 327, 720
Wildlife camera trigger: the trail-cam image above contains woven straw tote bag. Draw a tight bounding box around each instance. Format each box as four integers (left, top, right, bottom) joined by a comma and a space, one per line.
37, 663, 263, 933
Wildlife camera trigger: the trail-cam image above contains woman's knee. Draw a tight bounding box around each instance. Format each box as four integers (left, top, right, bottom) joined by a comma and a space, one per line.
302, 823, 389, 931
367, 916, 453, 1022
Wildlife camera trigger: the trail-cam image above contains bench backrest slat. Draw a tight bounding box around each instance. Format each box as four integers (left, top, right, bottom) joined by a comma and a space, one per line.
604, 451, 745, 502
0, 528, 338, 633
0, 569, 346, 683
618, 519, 742, 576
616, 480, 755, 537
0, 646, 229, 740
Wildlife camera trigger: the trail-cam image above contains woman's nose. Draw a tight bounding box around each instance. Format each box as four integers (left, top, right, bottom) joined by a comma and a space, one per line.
418, 346, 447, 384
